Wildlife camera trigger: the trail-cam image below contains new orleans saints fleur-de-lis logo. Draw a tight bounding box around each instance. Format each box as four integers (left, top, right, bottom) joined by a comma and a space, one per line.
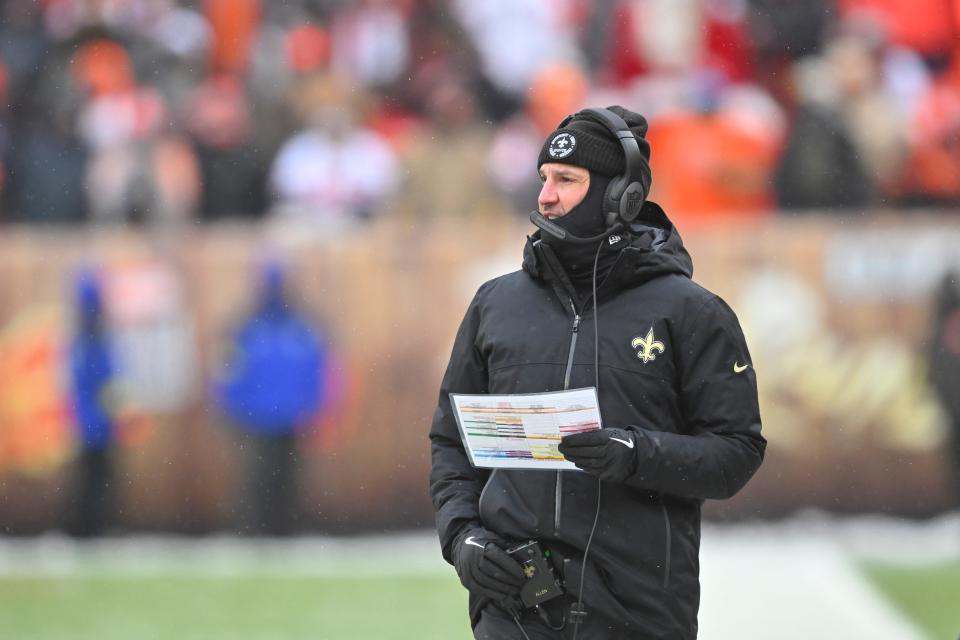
631, 328, 665, 364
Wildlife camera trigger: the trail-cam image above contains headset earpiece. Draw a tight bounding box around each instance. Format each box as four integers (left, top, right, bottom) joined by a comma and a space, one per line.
575, 108, 648, 227
603, 175, 626, 228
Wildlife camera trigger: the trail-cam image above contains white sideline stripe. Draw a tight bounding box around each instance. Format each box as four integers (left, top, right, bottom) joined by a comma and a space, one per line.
698, 533, 926, 639
0, 533, 449, 578
693, 511, 959, 638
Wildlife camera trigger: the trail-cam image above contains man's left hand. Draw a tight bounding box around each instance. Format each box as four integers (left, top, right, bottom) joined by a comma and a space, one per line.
559, 428, 638, 482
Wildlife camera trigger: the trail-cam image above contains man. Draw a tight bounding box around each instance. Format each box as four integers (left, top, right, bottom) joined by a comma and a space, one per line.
429, 106, 766, 639
929, 271, 960, 504
216, 260, 330, 535
66, 270, 119, 537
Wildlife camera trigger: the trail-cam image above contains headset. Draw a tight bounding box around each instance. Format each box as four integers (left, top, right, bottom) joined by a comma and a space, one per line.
529, 107, 650, 244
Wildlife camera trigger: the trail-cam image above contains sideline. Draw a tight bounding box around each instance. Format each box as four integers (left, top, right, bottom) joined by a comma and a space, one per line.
697, 513, 954, 639
0, 531, 446, 578
0, 513, 955, 638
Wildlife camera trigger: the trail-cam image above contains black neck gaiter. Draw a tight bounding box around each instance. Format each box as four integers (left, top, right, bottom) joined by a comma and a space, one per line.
540, 174, 625, 288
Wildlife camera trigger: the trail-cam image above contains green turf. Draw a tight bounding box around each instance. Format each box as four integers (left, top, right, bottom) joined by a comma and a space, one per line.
0, 573, 472, 640
860, 559, 960, 640
10, 555, 955, 639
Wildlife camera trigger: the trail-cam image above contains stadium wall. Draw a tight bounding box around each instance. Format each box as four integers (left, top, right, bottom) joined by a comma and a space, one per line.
0, 213, 956, 534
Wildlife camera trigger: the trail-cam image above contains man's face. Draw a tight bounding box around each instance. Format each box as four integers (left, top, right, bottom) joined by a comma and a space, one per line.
538, 163, 590, 219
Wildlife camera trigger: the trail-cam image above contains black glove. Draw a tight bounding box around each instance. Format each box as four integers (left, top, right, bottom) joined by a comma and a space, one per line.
452, 528, 524, 610
558, 427, 638, 483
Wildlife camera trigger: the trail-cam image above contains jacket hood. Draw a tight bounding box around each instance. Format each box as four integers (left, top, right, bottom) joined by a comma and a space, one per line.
522, 200, 693, 291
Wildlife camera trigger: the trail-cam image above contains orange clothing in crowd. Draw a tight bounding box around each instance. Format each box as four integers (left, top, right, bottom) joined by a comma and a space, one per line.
71, 40, 135, 97
839, 0, 959, 58
204, 0, 262, 74
645, 110, 780, 230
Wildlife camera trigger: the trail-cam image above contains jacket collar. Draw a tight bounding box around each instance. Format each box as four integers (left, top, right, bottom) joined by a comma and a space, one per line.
522, 201, 693, 296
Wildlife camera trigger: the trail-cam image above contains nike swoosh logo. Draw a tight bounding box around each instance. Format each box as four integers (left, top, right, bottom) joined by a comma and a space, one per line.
610, 436, 634, 449
464, 536, 484, 549
734, 362, 750, 373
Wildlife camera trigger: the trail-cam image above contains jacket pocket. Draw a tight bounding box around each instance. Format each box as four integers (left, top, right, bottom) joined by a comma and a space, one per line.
659, 499, 672, 589
595, 488, 675, 598
478, 470, 556, 538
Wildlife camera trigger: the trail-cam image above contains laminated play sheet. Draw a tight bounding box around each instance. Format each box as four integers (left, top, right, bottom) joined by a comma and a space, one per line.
450, 387, 601, 470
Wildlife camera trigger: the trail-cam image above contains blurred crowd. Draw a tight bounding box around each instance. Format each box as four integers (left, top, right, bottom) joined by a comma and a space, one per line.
0, 0, 959, 229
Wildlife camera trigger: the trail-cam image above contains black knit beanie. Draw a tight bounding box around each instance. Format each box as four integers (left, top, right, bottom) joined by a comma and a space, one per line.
537, 105, 652, 188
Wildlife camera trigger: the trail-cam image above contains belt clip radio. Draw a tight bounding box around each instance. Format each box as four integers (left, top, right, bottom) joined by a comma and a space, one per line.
505, 540, 564, 609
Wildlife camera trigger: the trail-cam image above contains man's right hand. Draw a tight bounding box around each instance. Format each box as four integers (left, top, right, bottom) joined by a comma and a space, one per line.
452, 528, 525, 608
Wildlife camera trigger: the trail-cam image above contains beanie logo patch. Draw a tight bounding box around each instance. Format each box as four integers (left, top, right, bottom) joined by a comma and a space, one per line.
548, 133, 577, 159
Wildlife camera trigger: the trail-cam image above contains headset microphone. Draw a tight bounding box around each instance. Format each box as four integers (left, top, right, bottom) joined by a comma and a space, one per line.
528, 211, 625, 244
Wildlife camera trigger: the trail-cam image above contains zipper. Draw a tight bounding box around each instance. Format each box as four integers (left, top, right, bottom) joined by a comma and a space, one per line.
659, 499, 672, 589
555, 299, 581, 536
563, 306, 581, 390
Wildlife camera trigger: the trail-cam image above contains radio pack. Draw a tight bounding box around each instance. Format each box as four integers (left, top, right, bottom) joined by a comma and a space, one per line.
505, 540, 564, 609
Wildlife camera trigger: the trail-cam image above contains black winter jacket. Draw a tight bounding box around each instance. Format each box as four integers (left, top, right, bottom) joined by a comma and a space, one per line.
429, 203, 765, 639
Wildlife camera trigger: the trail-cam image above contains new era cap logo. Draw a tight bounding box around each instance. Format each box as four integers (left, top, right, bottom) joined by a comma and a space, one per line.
548, 133, 577, 159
